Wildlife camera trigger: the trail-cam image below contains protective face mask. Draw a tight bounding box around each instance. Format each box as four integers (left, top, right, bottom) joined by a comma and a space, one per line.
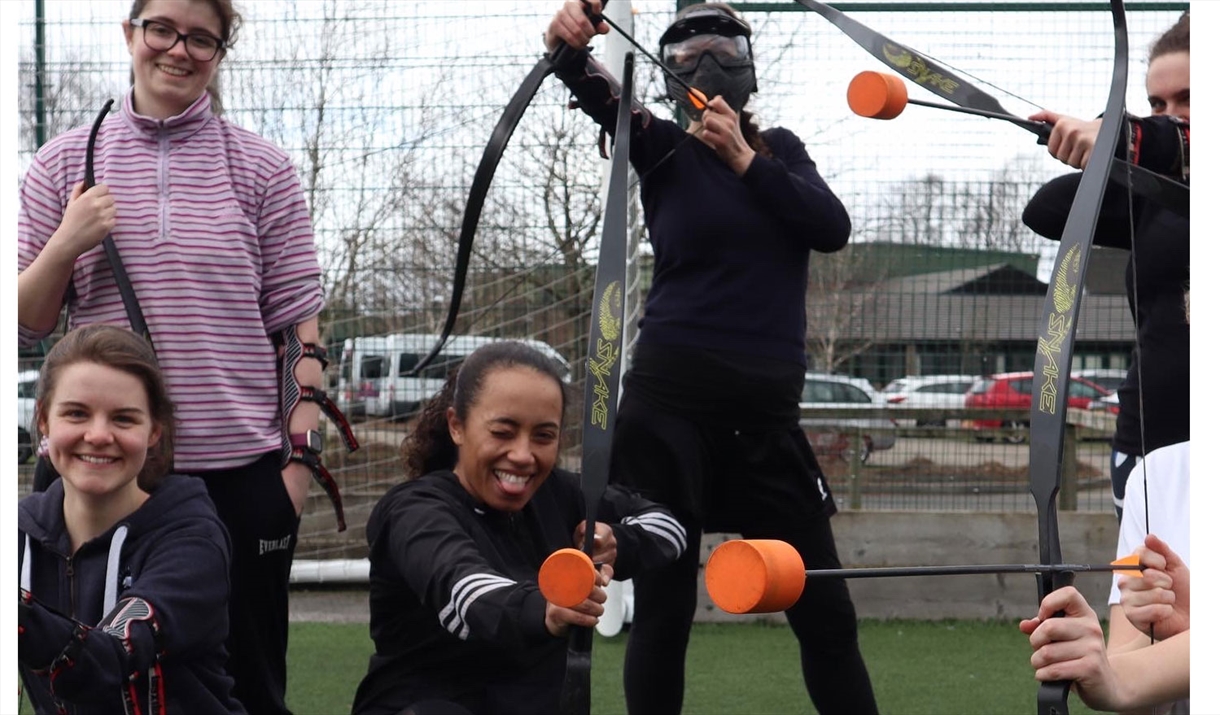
666, 52, 756, 122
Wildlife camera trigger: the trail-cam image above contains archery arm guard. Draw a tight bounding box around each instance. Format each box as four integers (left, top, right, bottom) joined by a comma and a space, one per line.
1124, 114, 1190, 183
553, 48, 653, 159
275, 325, 359, 532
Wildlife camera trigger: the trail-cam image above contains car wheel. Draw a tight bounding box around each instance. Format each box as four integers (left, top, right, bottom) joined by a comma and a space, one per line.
843, 439, 871, 464
18, 428, 32, 465
1003, 421, 1028, 444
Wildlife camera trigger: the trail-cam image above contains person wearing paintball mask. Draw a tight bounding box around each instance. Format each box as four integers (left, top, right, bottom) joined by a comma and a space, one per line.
545, 3, 878, 714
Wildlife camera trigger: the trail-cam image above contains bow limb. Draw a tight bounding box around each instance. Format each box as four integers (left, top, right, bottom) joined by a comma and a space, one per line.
409, 58, 556, 375
558, 51, 635, 715
86, 100, 153, 343
1028, 3, 1127, 714
795, 0, 1186, 217
794, 0, 1017, 114
412, 2, 613, 375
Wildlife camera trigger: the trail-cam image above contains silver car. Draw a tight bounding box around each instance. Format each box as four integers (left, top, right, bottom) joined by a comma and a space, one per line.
800, 373, 897, 463
881, 374, 980, 427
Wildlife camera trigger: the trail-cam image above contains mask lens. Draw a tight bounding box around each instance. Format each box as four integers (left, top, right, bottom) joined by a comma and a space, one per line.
662, 34, 750, 71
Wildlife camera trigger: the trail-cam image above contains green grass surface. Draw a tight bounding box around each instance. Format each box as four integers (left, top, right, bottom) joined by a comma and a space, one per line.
285, 620, 1106, 715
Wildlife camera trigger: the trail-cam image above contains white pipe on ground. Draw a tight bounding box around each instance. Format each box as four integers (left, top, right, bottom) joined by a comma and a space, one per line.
289, 559, 370, 584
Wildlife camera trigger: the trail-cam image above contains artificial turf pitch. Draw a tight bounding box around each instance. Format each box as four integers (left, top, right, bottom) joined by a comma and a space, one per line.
283, 620, 1106, 714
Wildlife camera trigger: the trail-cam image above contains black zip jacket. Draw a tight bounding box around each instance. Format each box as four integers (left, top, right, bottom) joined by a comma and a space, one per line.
18, 474, 244, 715
351, 469, 685, 715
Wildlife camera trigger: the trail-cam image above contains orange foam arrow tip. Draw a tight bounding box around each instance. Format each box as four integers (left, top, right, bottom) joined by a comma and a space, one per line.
847, 70, 909, 120
705, 539, 806, 614
1111, 553, 1144, 578
538, 548, 597, 608
688, 88, 708, 110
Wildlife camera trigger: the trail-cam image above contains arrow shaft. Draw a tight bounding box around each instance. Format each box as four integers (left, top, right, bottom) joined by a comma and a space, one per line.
598, 13, 704, 103
906, 97, 1050, 136
806, 563, 1143, 579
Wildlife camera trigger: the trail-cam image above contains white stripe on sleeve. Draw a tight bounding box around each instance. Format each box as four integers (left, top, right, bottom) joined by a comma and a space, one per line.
438, 572, 515, 640
623, 512, 687, 555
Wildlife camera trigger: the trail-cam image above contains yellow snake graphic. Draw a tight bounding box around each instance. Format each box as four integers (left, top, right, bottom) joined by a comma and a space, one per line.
1052, 245, 1081, 315
882, 44, 912, 69
598, 281, 623, 342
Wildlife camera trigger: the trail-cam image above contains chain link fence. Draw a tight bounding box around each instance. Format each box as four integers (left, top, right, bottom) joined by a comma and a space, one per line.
16, 1, 1185, 558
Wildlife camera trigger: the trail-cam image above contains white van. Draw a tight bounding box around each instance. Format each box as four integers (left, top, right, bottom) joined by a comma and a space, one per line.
337, 334, 570, 420
18, 370, 38, 464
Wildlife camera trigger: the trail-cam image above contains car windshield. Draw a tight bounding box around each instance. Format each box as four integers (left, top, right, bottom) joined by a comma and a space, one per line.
804, 379, 872, 404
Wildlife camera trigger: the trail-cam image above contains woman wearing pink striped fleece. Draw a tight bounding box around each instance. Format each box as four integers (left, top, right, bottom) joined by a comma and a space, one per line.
17, 2, 327, 714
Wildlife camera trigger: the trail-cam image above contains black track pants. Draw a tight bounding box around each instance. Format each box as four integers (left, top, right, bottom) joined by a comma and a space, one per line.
201, 452, 300, 715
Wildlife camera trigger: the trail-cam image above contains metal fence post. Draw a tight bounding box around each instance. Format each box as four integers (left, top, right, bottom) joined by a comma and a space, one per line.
1060, 423, 1078, 511
849, 427, 863, 510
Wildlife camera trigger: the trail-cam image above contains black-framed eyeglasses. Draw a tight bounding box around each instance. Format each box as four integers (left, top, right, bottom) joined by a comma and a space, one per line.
131, 18, 226, 62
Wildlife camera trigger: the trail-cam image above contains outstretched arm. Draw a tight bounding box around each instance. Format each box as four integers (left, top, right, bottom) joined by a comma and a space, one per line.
1020, 586, 1189, 712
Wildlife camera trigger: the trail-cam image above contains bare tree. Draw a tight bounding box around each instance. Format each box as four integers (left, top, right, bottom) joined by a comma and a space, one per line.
805, 244, 893, 372
224, 0, 459, 340
19, 49, 119, 155
884, 173, 949, 246
959, 157, 1049, 253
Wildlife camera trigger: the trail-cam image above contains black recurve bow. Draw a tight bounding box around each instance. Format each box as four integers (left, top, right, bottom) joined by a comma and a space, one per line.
792, 2, 1132, 713
86, 100, 153, 344
1029, 3, 1128, 713
559, 49, 634, 715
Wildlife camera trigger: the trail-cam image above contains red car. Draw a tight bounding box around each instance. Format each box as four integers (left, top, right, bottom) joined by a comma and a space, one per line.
963, 372, 1112, 443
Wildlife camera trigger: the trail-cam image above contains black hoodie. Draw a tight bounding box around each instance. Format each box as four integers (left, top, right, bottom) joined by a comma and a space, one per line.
18, 473, 245, 715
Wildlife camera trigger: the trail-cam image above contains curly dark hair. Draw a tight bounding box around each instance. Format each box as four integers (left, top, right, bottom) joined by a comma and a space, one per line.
400, 341, 569, 480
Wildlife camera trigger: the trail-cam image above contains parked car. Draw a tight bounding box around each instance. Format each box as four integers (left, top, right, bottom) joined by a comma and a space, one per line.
800, 373, 897, 463
963, 372, 1111, 443
881, 374, 980, 427
18, 370, 38, 464
1071, 368, 1127, 393
337, 333, 570, 420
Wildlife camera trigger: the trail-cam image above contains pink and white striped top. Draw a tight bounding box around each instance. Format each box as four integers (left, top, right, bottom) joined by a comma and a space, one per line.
18, 90, 324, 472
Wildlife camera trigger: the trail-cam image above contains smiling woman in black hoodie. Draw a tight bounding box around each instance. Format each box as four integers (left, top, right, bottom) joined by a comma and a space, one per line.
18, 324, 244, 715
